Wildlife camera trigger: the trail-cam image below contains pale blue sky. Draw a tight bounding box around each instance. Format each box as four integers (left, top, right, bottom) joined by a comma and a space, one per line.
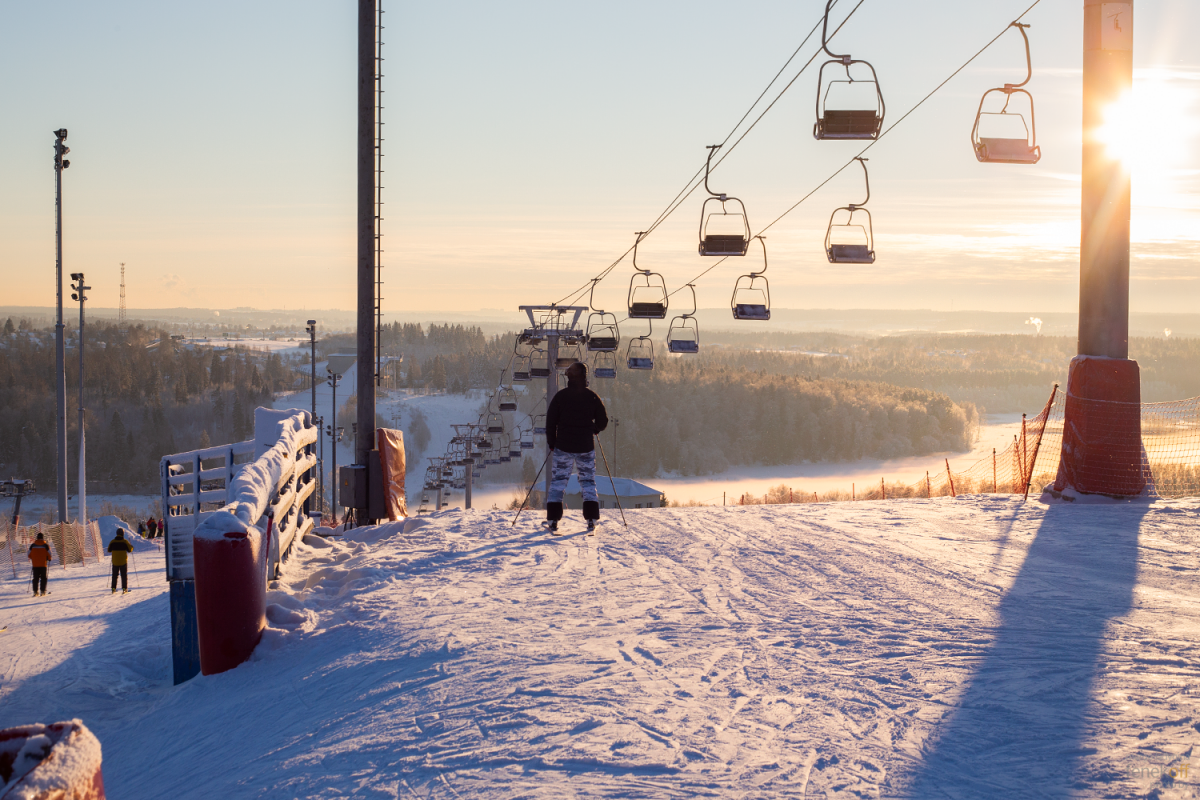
2, 0, 1197, 315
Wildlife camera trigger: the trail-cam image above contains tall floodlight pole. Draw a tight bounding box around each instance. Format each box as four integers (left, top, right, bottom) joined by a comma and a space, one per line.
544, 336, 559, 501
70, 273, 90, 523
355, 0, 378, 519
1054, 0, 1141, 497
305, 320, 318, 517
53, 129, 71, 523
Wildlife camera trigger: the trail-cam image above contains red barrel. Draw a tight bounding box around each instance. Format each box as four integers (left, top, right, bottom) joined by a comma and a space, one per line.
193, 512, 268, 676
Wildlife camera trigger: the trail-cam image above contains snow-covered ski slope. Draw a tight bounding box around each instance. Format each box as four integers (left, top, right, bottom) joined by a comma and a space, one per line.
3, 497, 1200, 798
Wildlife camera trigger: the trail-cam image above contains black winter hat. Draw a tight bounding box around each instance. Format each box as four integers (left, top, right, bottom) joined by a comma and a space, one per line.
35, 533, 44, 540
116, 530, 125, 538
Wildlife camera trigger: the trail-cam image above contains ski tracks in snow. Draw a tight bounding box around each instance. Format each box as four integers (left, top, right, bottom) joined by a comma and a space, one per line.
5, 498, 1200, 798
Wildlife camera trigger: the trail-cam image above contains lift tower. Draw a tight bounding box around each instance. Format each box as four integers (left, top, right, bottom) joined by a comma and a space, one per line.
1054, 1, 1141, 496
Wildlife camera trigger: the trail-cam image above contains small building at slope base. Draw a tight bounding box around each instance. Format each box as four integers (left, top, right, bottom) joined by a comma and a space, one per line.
561, 475, 665, 509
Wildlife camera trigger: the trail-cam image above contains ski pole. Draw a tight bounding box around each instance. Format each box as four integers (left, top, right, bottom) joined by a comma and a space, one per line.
129, 547, 140, 589
595, 438, 627, 528
511, 453, 550, 528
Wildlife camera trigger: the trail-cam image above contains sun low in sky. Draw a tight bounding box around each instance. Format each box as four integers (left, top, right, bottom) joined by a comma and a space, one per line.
1, 0, 1198, 315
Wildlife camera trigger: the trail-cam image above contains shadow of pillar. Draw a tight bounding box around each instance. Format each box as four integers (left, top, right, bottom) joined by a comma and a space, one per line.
895, 503, 1148, 799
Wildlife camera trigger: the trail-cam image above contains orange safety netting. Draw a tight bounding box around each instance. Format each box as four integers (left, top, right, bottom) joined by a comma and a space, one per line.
0, 521, 104, 580
730, 383, 1200, 504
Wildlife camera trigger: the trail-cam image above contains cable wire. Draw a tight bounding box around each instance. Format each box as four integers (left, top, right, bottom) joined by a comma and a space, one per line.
657, 0, 1047, 305
552, 0, 866, 308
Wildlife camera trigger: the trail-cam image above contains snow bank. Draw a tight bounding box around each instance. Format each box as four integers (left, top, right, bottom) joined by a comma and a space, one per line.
95, 515, 142, 548
0, 720, 103, 800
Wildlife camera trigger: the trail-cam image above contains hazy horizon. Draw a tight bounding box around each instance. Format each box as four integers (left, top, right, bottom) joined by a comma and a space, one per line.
3, 1, 1198, 314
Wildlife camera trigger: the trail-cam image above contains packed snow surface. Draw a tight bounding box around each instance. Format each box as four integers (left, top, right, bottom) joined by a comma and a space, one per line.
3, 497, 1200, 798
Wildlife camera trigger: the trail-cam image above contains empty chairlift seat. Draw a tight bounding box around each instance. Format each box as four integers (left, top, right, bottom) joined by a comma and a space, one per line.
627, 336, 654, 370
812, 2, 885, 141
698, 144, 750, 257
971, 24, 1041, 164
825, 157, 876, 265
732, 237, 771, 321
593, 350, 617, 379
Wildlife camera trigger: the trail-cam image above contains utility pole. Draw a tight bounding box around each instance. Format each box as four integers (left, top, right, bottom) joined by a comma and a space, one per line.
1054, 0, 1141, 496
355, 0, 378, 518
316, 415, 325, 518
544, 336, 558, 501
53, 129, 70, 524
70, 273, 90, 523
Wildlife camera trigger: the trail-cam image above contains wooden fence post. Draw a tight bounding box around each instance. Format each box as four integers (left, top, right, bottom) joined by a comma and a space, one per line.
945, 459, 957, 498
993, 448, 997, 493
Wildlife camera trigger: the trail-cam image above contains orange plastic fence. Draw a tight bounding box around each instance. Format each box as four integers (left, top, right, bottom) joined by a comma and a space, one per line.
733, 383, 1200, 504
1, 521, 104, 579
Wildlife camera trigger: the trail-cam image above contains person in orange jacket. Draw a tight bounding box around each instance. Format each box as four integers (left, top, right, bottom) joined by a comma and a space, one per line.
108, 531, 134, 594
28, 533, 52, 597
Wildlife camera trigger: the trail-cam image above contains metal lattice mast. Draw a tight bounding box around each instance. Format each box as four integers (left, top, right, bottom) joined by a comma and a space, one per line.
118, 263, 127, 332
375, 3, 385, 389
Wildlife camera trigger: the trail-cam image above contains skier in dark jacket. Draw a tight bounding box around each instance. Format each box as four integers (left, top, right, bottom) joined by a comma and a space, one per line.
545, 362, 608, 531
108, 531, 134, 594
28, 533, 52, 597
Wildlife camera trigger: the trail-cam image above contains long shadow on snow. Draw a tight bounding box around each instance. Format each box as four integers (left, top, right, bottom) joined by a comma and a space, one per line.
895, 502, 1148, 799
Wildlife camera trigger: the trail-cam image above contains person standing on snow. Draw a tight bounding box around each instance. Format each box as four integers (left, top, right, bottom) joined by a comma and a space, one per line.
108, 531, 134, 594
146, 517, 158, 539
545, 362, 608, 532
28, 533, 52, 597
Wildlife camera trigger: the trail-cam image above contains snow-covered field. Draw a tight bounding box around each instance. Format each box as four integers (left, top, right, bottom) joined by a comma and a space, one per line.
3, 496, 1200, 798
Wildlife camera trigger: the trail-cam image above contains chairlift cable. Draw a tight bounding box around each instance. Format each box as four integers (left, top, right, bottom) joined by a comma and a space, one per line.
644, 0, 1045, 309
552, 0, 866, 308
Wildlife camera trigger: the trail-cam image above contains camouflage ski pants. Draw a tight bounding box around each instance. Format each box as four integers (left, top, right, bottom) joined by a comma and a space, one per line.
548, 449, 598, 504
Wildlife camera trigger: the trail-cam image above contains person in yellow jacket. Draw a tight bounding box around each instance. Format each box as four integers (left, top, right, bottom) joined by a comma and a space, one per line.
108, 530, 134, 594
28, 533, 52, 597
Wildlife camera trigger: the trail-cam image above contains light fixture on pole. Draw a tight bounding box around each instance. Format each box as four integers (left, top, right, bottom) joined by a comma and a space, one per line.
70, 272, 90, 523
53, 128, 70, 524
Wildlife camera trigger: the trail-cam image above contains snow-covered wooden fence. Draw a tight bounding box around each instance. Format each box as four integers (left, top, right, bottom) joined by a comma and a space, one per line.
160, 408, 318, 684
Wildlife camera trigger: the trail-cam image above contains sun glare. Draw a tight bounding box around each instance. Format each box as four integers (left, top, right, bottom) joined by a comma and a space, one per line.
1095, 78, 1198, 181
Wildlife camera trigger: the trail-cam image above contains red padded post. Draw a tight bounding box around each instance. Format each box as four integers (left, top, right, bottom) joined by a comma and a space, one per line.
193, 512, 268, 676
1053, 356, 1145, 497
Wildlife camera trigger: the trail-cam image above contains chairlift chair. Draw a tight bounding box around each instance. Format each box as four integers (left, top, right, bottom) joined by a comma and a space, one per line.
825, 157, 876, 264
627, 324, 655, 370
698, 145, 751, 256
667, 284, 700, 354
498, 387, 518, 412
529, 347, 551, 378
732, 236, 772, 320
814, 1, 885, 140
533, 414, 547, 436
971, 23, 1041, 164
627, 232, 669, 319
586, 312, 620, 353
593, 350, 617, 379
556, 341, 583, 370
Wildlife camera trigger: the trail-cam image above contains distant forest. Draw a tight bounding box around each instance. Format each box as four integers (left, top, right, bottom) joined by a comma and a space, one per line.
0, 319, 295, 492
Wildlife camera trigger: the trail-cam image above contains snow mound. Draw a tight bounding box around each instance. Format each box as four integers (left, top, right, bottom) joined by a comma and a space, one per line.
95, 515, 145, 548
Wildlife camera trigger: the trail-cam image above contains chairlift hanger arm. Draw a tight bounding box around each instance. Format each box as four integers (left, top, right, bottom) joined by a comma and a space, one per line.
821, 0, 851, 62
1004, 22, 1033, 91
703, 145, 726, 199
681, 284, 697, 317
632, 231, 648, 273
848, 157, 870, 209
753, 235, 772, 275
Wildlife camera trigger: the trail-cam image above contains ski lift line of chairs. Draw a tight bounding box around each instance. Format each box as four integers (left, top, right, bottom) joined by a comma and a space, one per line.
628, 232, 669, 319
732, 235, 771, 321
813, 0, 885, 141
627, 321, 655, 370
667, 284, 700, 355
826, 157, 875, 265
698, 145, 750, 257
972, 22, 1041, 164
